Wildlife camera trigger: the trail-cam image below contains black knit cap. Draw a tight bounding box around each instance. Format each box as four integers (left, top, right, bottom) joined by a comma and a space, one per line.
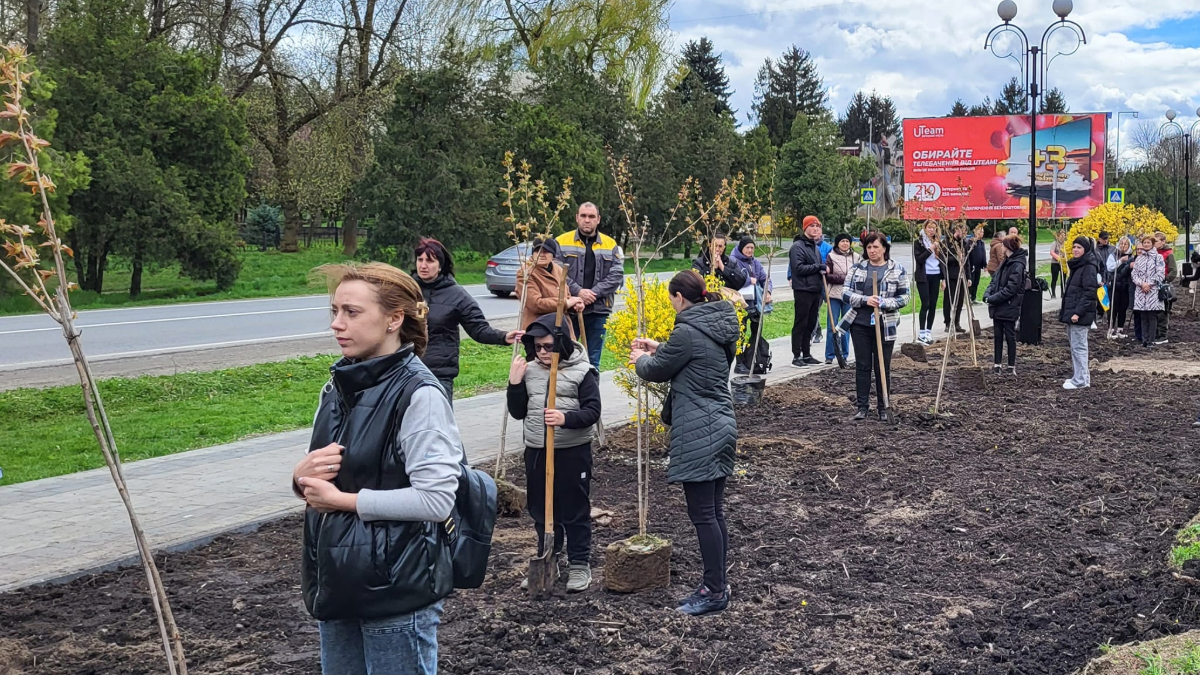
833, 233, 852, 247
531, 237, 560, 257
737, 235, 755, 255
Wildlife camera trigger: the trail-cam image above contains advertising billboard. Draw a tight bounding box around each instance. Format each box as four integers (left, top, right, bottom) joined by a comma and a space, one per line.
903, 113, 1108, 220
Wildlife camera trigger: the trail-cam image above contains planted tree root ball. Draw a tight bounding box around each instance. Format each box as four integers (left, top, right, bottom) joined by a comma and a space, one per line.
900, 342, 928, 362
603, 536, 671, 594
494, 480, 527, 517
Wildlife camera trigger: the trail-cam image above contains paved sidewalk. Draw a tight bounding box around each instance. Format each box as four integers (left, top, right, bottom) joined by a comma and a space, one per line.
0, 293, 1066, 593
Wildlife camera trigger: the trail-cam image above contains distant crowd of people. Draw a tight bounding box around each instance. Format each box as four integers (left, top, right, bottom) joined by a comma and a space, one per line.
285, 200, 1200, 674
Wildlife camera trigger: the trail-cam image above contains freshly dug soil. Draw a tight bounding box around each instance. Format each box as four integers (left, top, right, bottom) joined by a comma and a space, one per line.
5, 313, 1200, 675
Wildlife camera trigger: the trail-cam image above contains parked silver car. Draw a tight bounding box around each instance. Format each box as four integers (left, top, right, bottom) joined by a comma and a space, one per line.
484, 243, 530, 297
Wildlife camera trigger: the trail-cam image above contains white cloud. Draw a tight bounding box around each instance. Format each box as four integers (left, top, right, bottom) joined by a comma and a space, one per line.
670, 0, 1200, 142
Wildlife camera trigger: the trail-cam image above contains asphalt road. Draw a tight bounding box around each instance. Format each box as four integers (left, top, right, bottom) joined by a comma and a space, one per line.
0, 243, 1050, 386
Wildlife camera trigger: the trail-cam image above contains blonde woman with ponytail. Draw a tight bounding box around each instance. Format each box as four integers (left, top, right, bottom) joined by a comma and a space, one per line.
293, 262, 465, 675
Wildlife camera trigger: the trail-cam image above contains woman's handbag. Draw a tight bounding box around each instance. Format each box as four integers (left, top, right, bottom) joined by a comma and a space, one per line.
1158, 283, 1177, 303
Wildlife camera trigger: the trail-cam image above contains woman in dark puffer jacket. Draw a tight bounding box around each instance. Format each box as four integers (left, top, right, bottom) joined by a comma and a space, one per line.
1059, 237, 1100, 390
983, 235, 1026, 375
294, 262, 465, 675
414, 238, 522, 405
630, 270, 740, 618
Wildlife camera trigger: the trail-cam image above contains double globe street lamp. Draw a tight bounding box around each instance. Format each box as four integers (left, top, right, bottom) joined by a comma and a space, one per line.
1160, 108, 1200, 275
985, 0, 1086, 342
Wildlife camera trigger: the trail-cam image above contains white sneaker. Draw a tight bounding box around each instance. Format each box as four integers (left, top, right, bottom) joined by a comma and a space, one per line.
1063, 380, 1078, 390
566, 563, 592, 593
1155, 339, 1168, 345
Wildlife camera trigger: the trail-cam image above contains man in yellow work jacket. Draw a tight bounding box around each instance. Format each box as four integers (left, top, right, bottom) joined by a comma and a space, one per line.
556, 202, 624, 368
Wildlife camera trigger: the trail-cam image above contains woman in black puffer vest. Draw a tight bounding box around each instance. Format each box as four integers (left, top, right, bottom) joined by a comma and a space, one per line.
630, 270, 740, 618
293, 262, 466, 675
984, 235, 1026, 374
414, 238, 522, 405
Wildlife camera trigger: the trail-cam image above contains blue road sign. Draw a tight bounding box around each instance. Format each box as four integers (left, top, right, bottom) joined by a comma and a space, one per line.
1107, 188, 1125, 204
860, 188, 877, 205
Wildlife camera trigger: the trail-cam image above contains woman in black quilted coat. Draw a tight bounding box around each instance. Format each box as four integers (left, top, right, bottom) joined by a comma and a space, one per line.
630, 270, 740, 618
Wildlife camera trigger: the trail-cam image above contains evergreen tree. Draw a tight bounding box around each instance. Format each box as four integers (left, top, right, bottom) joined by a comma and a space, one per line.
992, 77, 1027, 115
634, 85, 739, 240
45, 0, 249, 296
361, 48, 503, 254
752, 45, 828, 147
949, 99, 969, 116
839, 91, 870, 145
675, 37, 733, 117
865, 91, 899, 141
839, 91, 899, 145
776, 112, 867, 227
968, 98, 994, 116
1040, 87, 1069, 114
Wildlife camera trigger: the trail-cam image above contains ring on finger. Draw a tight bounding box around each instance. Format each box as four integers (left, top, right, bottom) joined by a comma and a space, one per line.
327, 464, 334, 472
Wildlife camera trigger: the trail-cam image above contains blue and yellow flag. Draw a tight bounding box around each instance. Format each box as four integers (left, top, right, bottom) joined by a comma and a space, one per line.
1097, 285, 1110, 311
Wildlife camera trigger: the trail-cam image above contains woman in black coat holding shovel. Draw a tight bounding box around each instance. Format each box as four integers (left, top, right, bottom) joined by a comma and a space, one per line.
984, 235, 1026, 375
630, 269, 740, 618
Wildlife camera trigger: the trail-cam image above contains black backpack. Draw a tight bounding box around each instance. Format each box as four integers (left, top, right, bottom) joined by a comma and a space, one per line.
444, 461, 497, 589
752, 335, 772, 374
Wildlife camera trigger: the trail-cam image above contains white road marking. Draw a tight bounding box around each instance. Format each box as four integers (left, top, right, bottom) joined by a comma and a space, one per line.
0, 307, 329, 336
0, 332, 334, 370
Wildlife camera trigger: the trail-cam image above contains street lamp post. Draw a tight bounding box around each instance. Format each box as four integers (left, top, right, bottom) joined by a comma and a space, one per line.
1115, 111, 1139, 186
1161, 108, 1200, 275
985, 0, 1086, 343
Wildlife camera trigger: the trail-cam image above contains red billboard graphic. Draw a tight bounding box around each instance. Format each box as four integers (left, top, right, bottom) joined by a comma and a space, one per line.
903, 113, 1108, 221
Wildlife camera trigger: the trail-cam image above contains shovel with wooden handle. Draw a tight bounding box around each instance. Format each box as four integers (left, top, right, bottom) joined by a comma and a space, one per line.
527, 266, 568, 599
822, 277, 847, 369
872, 275, 896, 425
575, 307, 605, 446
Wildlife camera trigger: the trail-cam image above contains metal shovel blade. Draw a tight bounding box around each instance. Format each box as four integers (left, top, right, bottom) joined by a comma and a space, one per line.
526, 550, 556, 599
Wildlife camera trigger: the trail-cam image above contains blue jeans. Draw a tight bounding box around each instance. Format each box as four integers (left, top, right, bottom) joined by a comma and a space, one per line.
319, 601, 443, 675
825, 298, 850, 362
574, 312, 608, 368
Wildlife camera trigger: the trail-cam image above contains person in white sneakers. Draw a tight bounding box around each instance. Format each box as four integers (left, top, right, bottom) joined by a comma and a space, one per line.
1059, 236, 1100, 390
913, 222, 944, 345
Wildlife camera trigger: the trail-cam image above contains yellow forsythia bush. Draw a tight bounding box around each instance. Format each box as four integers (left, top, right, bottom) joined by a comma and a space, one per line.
606, 277, 677, 424
606, 274, 750, 425
702, 272, 750, 354
1064, 203, 1178, 260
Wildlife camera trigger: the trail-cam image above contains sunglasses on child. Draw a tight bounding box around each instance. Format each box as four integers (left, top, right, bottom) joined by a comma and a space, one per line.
533, 343, 555, 353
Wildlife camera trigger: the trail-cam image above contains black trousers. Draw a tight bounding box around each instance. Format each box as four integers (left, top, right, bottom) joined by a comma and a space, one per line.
942, 276, 966, 327
916, 275, 941, 330
1050, 265, 1062, 297
1158, 300, 1173, 340
792, 290, 821, 358
1113, 283, 1130, 328
1136, 310, 1162, 346
683, 477, 728, 593
849, 323, 894, 410
969, 268, 982, 302
993, 319, 1016, 367
524, 443, 592, 564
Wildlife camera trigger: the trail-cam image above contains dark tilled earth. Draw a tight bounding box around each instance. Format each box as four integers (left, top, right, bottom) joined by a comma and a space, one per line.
4, 312, 1200, 675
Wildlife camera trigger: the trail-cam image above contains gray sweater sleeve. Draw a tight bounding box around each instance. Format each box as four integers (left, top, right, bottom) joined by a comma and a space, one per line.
355, 386, 464, 523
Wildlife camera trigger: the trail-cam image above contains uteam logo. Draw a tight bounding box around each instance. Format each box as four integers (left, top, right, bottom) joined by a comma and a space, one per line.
913, 125, 945, 138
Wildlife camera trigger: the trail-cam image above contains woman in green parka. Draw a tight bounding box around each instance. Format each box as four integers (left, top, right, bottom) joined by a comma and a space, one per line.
629, 269, 740, 618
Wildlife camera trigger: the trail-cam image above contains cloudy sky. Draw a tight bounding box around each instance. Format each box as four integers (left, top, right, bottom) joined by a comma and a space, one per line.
668, 0, 1200, 161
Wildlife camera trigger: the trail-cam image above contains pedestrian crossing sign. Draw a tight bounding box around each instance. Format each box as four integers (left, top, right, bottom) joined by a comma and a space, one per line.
860, 188, 877, 205
1107, 188, 1125, 204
